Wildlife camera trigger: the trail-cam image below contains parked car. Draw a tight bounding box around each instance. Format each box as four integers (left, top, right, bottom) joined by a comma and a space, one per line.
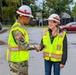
60, 22, 76, 31
0, 23, 2, 30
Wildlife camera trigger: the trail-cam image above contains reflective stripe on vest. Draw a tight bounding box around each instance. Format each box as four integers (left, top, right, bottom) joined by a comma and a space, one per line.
8, 46, 22, 51
43, 52, 62, 59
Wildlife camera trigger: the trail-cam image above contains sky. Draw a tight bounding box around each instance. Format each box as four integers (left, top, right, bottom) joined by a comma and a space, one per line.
37, 0, 76, 10
37, 0, 43, 3
70, 0, 76, 9
37, 0, 76, 2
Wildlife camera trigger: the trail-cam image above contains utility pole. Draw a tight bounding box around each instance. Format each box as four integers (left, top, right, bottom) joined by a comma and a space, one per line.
21, 0, 23, 5
42, 0, 44, 26
42, 0, 44, 18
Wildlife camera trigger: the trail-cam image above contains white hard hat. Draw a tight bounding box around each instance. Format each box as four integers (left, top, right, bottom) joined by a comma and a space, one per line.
17, 5, 33, 18
48, 14, 60, 23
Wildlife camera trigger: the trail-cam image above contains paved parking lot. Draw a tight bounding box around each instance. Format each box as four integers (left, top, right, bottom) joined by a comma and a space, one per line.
0, 27, 76, 75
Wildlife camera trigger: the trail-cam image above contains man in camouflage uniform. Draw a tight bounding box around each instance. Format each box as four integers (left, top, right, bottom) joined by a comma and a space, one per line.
9, 61, 28, 75
6, 5, 36, 75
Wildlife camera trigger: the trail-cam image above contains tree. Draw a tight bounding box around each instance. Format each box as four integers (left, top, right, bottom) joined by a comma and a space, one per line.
0, 0, 74, 22
22, 0, 35, 6
45, 0, 73, 18
2, 0, 20, 20
0, 0, 3, 21
1, 0, 40, 20
72, 3, 76, 17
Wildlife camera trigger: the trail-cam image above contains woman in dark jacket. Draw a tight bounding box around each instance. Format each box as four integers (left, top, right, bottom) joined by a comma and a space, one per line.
36, 14, 68, 75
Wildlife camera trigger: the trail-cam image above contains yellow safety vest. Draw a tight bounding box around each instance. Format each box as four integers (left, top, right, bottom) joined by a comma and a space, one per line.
6, 21, 29, 62
42, 29, 66, 62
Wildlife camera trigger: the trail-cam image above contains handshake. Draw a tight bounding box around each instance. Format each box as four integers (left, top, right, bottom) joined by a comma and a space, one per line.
35, 45, 41, 52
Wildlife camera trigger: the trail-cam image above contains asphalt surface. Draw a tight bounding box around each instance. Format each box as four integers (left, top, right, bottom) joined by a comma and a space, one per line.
0, 27, 76, 75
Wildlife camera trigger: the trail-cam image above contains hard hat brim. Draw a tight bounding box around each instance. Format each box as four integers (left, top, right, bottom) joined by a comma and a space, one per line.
47, 18, 60, 23
17, 11, 33, 18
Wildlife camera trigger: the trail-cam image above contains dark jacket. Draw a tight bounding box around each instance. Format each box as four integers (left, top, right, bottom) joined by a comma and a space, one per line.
40, 28, 67, 65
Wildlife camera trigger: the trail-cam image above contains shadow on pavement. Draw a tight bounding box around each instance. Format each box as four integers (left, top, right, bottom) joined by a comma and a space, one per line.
0, 41, 7, 45
0, 29, 8, 34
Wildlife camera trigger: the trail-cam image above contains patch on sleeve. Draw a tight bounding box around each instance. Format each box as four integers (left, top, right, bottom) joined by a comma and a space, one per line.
15, 34, 22, 39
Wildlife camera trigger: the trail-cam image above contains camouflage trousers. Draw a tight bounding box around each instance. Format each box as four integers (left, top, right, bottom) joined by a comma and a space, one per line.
8, 61, 28, 75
